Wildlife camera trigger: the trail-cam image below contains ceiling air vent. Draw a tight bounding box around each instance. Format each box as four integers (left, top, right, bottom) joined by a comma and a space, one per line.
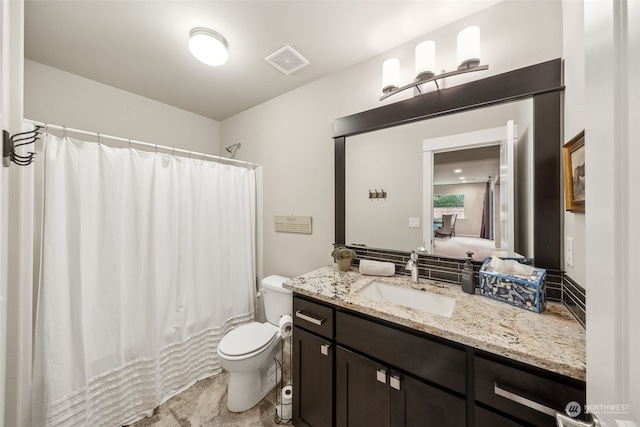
265, 45, 309, 75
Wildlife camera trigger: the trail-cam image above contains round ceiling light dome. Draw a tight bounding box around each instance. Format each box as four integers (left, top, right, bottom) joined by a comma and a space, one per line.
188, 27, 228, 66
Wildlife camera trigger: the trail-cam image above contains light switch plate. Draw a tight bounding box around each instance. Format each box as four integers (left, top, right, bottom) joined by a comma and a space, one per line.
409, 217, 420, 228
566, 237, 573, 267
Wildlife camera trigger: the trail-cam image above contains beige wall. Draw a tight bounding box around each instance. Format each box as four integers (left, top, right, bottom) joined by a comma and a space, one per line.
562, 0, 586, 287
24, 60, 221, 154
222, 1, 563, 278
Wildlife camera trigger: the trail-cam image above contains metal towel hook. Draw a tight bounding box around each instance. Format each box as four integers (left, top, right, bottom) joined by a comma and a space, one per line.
4, 127, 42, 167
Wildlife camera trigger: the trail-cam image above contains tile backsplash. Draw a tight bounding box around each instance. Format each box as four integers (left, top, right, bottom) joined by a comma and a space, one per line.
562, 274, 586, 328
343, 244, 586, 329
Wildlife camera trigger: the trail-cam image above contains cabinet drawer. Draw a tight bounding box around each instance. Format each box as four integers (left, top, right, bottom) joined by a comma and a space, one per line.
475, 355, 585, 427
336, 310, 466, 394
474, 405, 526, 427
293, 296, 334, 339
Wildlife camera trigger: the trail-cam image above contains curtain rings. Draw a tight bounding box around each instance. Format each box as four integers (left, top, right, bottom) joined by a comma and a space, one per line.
63, 126, 67, 139
155, 144, 158, 154
128, 139, 132, 149
97, 132, 101, 145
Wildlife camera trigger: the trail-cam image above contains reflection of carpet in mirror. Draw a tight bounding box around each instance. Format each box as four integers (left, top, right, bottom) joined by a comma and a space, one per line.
432, 236, 496, 261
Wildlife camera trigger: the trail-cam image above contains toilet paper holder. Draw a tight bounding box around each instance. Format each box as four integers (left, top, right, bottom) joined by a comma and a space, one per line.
276, 384, 292, 422
273, 332, 293, 424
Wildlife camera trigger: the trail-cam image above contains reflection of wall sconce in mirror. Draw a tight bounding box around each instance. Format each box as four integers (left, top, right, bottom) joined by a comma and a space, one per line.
369, 189, 387, 199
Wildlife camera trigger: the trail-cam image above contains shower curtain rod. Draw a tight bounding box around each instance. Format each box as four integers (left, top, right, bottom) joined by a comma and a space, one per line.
24, 119, 258, 168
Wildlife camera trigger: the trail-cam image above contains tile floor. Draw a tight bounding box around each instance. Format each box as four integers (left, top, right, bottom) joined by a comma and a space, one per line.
127, 343, 292, 427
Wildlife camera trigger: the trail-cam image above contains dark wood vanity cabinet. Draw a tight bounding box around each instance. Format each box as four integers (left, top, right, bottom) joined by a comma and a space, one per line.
293, 327, 334, 427
474, 404, 527, 426
291, 294, 585, 427
474, 354, 586, 426
335, 310, 466, 427
292, 296, 335, 427
336, 346, 465, 427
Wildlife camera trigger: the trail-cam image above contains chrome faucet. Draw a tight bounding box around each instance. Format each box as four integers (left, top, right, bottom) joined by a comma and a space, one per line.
405, 250, 419, 284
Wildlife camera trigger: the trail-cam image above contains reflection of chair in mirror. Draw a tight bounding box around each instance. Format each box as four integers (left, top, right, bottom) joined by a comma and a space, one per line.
449, 213, 458, 237
435, 214, 453, 238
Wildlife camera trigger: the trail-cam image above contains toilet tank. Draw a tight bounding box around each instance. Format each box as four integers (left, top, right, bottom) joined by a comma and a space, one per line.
261, 275, 292, 325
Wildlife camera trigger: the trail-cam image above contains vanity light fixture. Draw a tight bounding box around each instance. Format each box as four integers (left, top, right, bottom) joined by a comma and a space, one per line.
189, 27, 228, 66
380, 25, 488, 101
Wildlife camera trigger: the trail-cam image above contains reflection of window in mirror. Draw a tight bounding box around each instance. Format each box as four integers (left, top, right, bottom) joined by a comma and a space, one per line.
434, 194, 465, 219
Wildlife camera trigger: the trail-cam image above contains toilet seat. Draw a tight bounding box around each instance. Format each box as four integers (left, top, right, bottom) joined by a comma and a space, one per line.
218, 322, 278, 358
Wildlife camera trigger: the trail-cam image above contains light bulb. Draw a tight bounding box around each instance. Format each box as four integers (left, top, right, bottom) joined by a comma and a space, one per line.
415, 40, 436, 80
382, 58, 400, 94
457, 26, 481, 69
189, 28, 228, 66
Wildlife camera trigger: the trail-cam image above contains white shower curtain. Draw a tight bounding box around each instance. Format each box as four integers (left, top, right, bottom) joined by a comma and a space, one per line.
32, 134, 257, 426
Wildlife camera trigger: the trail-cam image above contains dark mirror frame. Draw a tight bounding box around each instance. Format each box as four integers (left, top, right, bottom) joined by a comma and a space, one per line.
333, 59, 564, 270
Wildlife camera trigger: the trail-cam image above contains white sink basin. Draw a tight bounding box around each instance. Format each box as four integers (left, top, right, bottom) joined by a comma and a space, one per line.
356, 280, 456, 318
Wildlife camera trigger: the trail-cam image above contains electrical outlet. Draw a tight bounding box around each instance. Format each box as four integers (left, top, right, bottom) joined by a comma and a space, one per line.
409, 217, 420, 228
565, 237, 573, 267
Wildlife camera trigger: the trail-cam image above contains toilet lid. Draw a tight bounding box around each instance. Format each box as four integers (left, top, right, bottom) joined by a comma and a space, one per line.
218, 322, 277, 357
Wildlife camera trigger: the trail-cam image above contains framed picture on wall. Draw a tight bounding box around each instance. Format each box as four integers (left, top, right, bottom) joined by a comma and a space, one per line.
563, 130, 585, 212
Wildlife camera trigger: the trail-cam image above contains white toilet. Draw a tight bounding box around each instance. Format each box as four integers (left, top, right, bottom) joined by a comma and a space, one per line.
217, 275, 292, 412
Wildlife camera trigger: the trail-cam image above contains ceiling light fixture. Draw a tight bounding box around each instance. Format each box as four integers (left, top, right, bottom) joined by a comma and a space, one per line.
189, 27, 228, 66
454, 169, 462, 173
380, 26, 487, 101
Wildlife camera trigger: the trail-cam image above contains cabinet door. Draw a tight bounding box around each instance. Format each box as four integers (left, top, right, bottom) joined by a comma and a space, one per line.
389, 371, 466, 427
336, 347, 390, 427
293, 327, 334, 427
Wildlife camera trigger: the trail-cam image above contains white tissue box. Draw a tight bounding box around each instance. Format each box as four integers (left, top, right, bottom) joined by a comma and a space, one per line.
478, 258, 547, 313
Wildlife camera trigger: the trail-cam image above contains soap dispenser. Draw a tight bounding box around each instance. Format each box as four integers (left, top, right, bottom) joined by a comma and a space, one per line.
461, 251, 475, 294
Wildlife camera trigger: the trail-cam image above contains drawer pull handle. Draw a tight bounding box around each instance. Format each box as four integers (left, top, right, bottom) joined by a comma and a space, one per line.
494, 382, 557, 417
295, 310, 325, 326
556, 412, 601, 427
390, 375, 401, 391
376, 369, 387, 384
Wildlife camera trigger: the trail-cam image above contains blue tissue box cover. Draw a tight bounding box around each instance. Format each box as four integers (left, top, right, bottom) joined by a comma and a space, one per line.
478, 258, 547, 313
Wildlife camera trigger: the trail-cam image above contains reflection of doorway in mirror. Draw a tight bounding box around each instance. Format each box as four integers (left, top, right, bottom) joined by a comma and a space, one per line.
423, 121, 516, 258
433, 154, 499, 260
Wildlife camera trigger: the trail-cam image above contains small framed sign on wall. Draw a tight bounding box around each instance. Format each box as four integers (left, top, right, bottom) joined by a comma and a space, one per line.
563, 130, 585, 212
274, 215, 313, 234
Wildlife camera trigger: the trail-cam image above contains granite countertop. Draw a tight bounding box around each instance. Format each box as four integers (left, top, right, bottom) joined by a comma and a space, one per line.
283, 265, 586, 382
